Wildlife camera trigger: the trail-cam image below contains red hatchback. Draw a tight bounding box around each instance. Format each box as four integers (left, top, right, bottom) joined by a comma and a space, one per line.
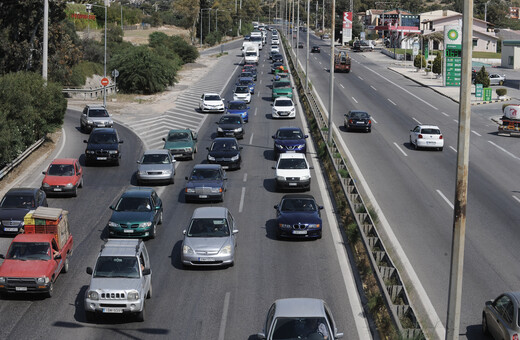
41, 158, 83, 197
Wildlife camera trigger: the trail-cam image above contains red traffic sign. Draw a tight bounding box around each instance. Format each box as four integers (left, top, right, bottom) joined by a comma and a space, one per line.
101, 77, 109, 86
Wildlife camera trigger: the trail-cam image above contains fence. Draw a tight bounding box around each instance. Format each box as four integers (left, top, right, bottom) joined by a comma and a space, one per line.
0, 137, 46, 181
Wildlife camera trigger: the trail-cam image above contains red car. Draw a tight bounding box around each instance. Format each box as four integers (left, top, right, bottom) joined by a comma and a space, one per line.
41, 158, 83, 197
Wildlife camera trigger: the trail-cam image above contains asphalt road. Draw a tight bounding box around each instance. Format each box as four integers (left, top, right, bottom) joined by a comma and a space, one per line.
293, 30, 520, 339
0, 35, 364, 339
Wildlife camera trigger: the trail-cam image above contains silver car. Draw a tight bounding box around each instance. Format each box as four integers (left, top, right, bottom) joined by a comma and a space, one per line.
181, 207, 238, 267
489, 73, 506, 85
80, 105, 113, 133
258, 298, 344, 340
482, 292, 520, 339
136, 149, 175, 185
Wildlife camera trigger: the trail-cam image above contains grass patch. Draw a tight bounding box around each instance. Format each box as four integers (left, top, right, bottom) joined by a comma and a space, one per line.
338, 168, 349, 178
473, 51, 501, 58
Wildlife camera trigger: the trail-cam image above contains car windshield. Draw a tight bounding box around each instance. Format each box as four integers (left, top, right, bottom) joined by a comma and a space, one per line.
115, 196, 152, 212
277, 130, 303, 139
235, 87, 250, 94
350, 112, 369, 119
246, 52, 257, 56
205, 95, 221, 101
251, 36, 261, 42
90, 133, 117, 144
94, 256, 140, 278
0, 194, 35, 209
278, 159, 307, 169
189, 169, 222, 180
241, 72, 253, 78
275, 100, 293, 107
219, 116, 242, 124
7, 242, 51, 261
187, 218, 230, 237
48, 164, 74, 176
271, 317, 330, 340
274, 81, 291, 89
273, 62, 283, 68
229, 102, 247, 110
141, 153, 170, 164
274, 54, 283, 59
88, 109, 109, 118
239, 80, 252, 86
420, 128, 441, 134
281, 198, 317, 211
211, 140, 238, 151
167, 132, 190, 142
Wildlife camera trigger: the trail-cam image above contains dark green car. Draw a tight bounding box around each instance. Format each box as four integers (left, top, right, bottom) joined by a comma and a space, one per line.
107, 188, 163, 239
162, 129, 198, 160
272, 80, 293, 100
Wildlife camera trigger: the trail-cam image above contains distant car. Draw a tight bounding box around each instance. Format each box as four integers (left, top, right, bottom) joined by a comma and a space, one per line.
108, 187, 163, 239
489, 73, 506, 85
353, 40, 374, 52
272, 153, 313, 191
344, 110, 372, 132
244, 35, 250, 40
226, 100, 250, 122
136, 149, 175, 185
298, 42, 304, 48
184, 164, 227, 203
311, 45, 321, 53
237, 77, 255, 94
269, 51, 278, 60
242, 65, 257, 80
41, 158, 83, 197
199, 93, 225, 113
322, 33, 330, 39
0, 188, 48, 235
273, 194, 322, 239
80, 104, 113, 133
482, 292, 520, 340
83, 127, 123, 166
216, 115, 245, 139
270, 45, 280, 53
272, 80, 293, 100
257, 298, 343, 339
272, 53, 283, 63
181, 207, 238, 267
272, 97, 296, 119
206, 137, 243, 170
233, 85, 252, 103
271, 61, 284, 73
409, 124, 444, 151
272, 37, 280, 45
272, 127, 308, 157
162, 128, 198, 160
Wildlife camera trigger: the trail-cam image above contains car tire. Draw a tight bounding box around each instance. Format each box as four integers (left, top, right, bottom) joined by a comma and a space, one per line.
62, 258, 69, 273
482, 313, 489, 335
72, 186, 77, 197
85, 311, 96, 323
190, 152, 195, 160
158, 211, 163, 225
147, 285, 152, 299
79, 178, 84, 188
46, 281, 54, 298
136, 305, 145, 322
276, 228, 282, 239
149, 224, 156, 239
439, 147, 443, 151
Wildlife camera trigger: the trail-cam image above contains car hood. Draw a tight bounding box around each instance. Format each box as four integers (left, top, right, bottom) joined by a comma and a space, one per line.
278, 211, 321, 224
138, 163, 173, 172
110, 211, 154, 224
218, 123, 242, 130
43, 175, 77, 186
276, 169, 310, 177
89, 277, 142, 292
184, 237, 230, 252
164, 140, 192, 149
86, 143, 118, 151
203, 100, 224, 106
274, 139, 305, 147
227, 109, 248, 115
0, 259, 54, 278
186, 179, 224, 188
209, 150, 240, 158
0, 208, 30, 221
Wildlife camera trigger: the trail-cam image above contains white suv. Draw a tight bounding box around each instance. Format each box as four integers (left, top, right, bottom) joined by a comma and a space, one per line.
272, 153, 313, 191
272, 97, 296, 119
200, 93, 225, 113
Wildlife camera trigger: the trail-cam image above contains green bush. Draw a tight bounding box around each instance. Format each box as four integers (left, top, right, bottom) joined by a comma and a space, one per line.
205, 31, 222, 46
496, 88, 507, 96
475, 66, 490, 87
69, 61, 104, 87
414, 55, 426, 68
149, 32, 199, 64
432, 52, 442, 74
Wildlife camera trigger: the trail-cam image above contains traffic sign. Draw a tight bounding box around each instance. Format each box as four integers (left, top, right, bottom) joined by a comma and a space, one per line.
475, 84, 483, 98
112, 69, 119, 78
101, 77, 109, 86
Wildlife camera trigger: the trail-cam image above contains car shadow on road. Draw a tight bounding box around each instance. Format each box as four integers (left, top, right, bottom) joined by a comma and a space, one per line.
262, 178, 277, 193
264, 219, 279, 240
464, 324, 487, 339
263, 149, 276, 161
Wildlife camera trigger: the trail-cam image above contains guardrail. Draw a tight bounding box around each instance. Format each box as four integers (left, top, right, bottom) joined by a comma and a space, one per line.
62, 85, 116, 100
0, 137, 46, 181
283, 36, 424, 339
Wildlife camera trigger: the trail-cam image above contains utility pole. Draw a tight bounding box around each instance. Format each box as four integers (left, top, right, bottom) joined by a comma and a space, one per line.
327, 0, 335, 144
42, 0, 48, 82
306, 0, 310, 89
121, 3, 123, 29
315, 0, 318, 29
292, 0, 295, 46
297, 0, 300, 56
322, 0, 324, 32
200, 9, 203, 47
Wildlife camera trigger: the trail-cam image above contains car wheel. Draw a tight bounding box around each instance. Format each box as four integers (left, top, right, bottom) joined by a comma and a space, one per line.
170, 177, 175, 185
62, 258, 69, 273
85, 311, 96, 323
158, 211, 163, 225
72, 186, 77, 197
499, 80, 504, 85
149, 224, 156, 239
276, 228, 282, 239
147, 284, 152, 299
46, 280, 54, 298
482, 313, 489, 335
368, 128, 372, 133
136, 305, 145, 322
439, 147, 443, 151
190, 152, 195, 160
79, 178, 84, 188
317, 231, 322, 239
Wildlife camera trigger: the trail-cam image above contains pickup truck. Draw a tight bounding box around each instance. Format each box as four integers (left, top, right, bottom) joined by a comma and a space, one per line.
334, 51, 351, 73
0, 207, 73, 298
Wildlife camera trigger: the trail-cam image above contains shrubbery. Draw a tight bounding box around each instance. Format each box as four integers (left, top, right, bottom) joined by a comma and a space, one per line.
148, 32, 199, 63
69, 61, 104, 87
475, 66, 490, 87
496, 88, 507, 96
433, 52, 442, 74
414, 55, 426, 68
205, 31, 222, 46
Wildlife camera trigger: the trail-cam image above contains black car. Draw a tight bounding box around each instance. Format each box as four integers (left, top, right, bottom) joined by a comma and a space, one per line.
269, 51, 278, 60
84, 128, 123, 165
242, 65, 258, 80
298, 42, 304, 48
216, 115, 245, 139
184, 164, 227, 202
272, 127, 308, 157
272, 53, 283, 63
311, 45, 320, 53
0, 188, 48, 235
206, 137, 243, 170
274, 194, 323, 239
271, 61, 284, 73
344, 110, 372, 132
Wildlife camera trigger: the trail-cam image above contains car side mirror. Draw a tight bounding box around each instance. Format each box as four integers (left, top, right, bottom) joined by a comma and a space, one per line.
86, 267, 93, 275
193, 133, 198, 140
83, 140, 88, 143
162, 137, 166, 141
109, 205, 115, 210
233, 229, 239, 234
274, 205, 279, 209
318, 205, 324, 210
136, 160, 141, 164
247, 107, 250, 109
42, 171, 46, 175
142, 268, 151, 276
183, 230, 186, 235
272, 135, 275, 139
271, 104, 273, 106
119, 140, 124, 143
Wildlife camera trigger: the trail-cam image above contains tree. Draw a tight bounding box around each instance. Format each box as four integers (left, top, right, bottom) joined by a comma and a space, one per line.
414, 55, 426, 68
432, 51, 442, 74
475, 66, 490, 87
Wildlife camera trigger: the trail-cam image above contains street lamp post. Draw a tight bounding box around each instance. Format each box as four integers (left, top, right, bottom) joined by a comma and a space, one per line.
327, 0, 335, 144
88, 3, 107, 107
306, 0, 310, 90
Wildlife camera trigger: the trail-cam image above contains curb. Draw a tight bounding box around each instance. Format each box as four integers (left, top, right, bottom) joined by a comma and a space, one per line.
471, 97, 511, 105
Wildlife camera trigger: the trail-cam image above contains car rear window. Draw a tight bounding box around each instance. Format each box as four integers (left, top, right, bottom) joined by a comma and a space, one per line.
421, 128, 441, 134
229, 102, 247, 110
275, 100, 293, 107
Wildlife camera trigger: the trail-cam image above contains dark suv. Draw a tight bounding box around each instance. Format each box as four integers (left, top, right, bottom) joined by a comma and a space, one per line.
0, 188, 48, 235
84, 128, 123, 166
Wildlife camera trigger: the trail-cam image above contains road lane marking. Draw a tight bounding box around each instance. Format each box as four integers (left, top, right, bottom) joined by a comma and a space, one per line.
471, 130, 482, 137
218, 292, 231, 340
352, 97, 358, 103
441, 111, 449, 117
412, 117, 422, 125
259, 79, 262, 85
394, 142, 408, 156
357, 76, 364, 80
437, 190, 454, 209
370, 85, 377, 91
371, 117, 377, 124
387, 99, 397, 106
488, 141, 520, 161
449, 146, 457, 152
254, 108, 257, 116
249, 133, 254, 145
243, 173, 247, 182
453, 119, 459, 123
340, 84, 344, 89
239, 187, 246, 213
513, 195, 520, 204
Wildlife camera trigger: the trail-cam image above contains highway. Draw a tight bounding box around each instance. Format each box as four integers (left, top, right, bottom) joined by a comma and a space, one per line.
292, 29, 520, 339
0, 37, 368, 339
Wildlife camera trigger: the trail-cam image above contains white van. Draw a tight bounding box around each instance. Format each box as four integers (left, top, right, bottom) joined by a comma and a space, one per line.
242, 41, 257, 56
250, 31, 263, 50
244, 46, 259, 65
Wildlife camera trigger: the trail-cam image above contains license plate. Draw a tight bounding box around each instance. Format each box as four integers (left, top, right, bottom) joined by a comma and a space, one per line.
198, 257, 213, 262
103, 308, 123, 313
4, 227, 17, 232
96, 124, 104, 127
222, 166, 229, 169
123, 229, 134, 233
288, 183, 297, 186
15, 286, 27, 291
97, 157, 107, 160
53, 188, 62, 192
426, 141, 435, 145
225, 133, 234, 136
356, 121, 364, 125
199, 195, 208, 198
292, 230, 307, 235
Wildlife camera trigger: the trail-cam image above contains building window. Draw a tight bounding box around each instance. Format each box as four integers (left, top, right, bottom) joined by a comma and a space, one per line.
509, 56, 514, 66
472, 38, 478, 47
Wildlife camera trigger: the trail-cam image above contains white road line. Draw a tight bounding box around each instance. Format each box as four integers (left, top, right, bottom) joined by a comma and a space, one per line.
371, 117, 377, 124
218, 292, 231, 340
370, 85, 377, 91
249, 133, 254, 145
394, 142, 408, 156
56, 127, 66, 158
259, 79, 262, 85
488, 141, 520, 161
254, 108, 258, 116
471, 130, 482, 137
357, 76, 364, 80
453, 119, 459, 123
319, 61, 322, 65
441, 111, 449, 117
412, 117, 422, 124
243, 173, 247, 182
436, 189, 454, 209
513, 195, 520, 204
340, 84, 344, 89
449, 146, 457, 152
239, 187, 246, 213
387, 98, 397, 106
352, 97, 358, 103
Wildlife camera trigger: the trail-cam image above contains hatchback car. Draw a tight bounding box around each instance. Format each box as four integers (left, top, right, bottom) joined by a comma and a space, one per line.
107, 188, 163, 239
41, 158, 83, 197
84, 128, 123, 166
409, 124, 444, 151
184, 164, 227, 203
136, 149, 175, 185
270, 45, 280, 53
237, 77, 255, 94
298, 42, 304, 48
344, 110, 372, 132
272, 53, 283, 63
0, 188, 48, 234
226, 100, 250, 122
181, 207, 238, 267
199, 93, 225, 113
80, 105, 113, 133
216, 115, 245, 139
233, 85, 252, 103
272, 153, 313, 191
258, 298, 343, 339
242, 65, 257, 80
483, 292, 520, 340
206, 137, 243, 170
272, 127, 308, 157
311, 45, 321, 53
274, 195, 323, 239
272, 97, 296, 119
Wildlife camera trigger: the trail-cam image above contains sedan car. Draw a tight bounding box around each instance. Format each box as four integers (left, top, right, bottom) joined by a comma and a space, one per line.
136, 149, 175, 185
272, 127, 308, 157
237, 77, 255, 94
107, 187, 163, 239
184, 164, 227, 203
272, 53, 283, 63
233, 85, 251, 103
409, 124, 444, 151
199, 93, 225, 113
181, 207, 238, 267
298, 42, 304, 48
206, 137, 243, 170
41, 158, 83, 197
258, 298, 343, 339
489, 73, 506, 85
0, 188, 48, 235
344, 110, 372, 132
482, 292, 520, 340
272, 97, 296, 119
216, 115, 245, 139
274, 194, 323, 239
226, 100, 250, 122
311, 45, 321, 53
271, 61, 284, 73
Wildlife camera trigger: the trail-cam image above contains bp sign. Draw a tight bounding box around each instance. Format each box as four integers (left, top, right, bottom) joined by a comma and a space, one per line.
444, 25, 462, 87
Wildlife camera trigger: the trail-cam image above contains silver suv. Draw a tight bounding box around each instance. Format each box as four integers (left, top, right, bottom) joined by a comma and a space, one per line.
84, 239, 152, 322
80, 105, 114, 133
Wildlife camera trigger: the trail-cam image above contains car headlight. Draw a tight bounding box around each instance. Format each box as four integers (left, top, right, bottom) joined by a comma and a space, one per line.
208, 155, 215, 161
276, 176, 285, 181
108, 221, 119, 228
296, 144, 304, 150
217, 127, 223, 132
42, 182, 50, 188
301, 175, 310, 180
163, 170, 172, 175
279, 223, 292, 229
127, 291, 139, 301
137, 170, 146, 175
87, 290, 99, 300
87, 120, 93, 125
65, 183, 73, 188
185, 147, 193, 152
36, 277, 49, 284
186, 188, 195, 193
0, 277, 5, 284
108, 150, 118, 154
275, 143, 284, 149
230, 154, 239, 161
139, 222, 152, 228
108, 120, 114, 125
234, 128, 243, 132
307, 224, 320, 229
86, 150, 95, 154
183, 244, 194, 254
211, 187, 223, 193
219, 245, 232, 255
291, 107, 295, 112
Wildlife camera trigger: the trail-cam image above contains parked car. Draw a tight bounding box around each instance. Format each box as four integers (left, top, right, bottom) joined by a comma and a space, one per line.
344, 110, 372, 132
184, 164, 227, 203
274, 194, 323, 239
482, 292, 520, 340
181, 207, 238, 267
216, 115, 245, 139
206, 137, 243, 170
80, 104, 113, 133
272, 97, 296, 119
237, 77, 256, 94
136, 149, 175, 185
83, 127, 123, 166
257, 298, 343, 339
272, 127, 308, 157
311, 45, 321, 53
162, 128, 198, 160
0, 188, 48, 235
233, 85, 252, 103
409, 124, 444, 151
272, 153, 313, 191
489, 73, 506, 85
199, 93, 225, 113
41, 158, 83, 197
107, 187, 163, 239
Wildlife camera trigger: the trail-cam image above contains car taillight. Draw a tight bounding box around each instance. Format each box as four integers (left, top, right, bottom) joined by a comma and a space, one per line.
368, 120, 371, 124
349, 119, 353, 124
512, 334, 518, 340
439, 135, 443, 139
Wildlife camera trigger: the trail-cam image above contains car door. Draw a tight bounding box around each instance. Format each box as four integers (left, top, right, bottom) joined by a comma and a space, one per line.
410, 126, 420, 144
488, 294, 513, 339
74, 161, 82, 186
227, 211, 237, 247
221, 169, 227, 191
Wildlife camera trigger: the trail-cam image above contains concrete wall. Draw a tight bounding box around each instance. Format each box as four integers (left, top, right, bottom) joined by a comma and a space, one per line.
501, 45, 520, 69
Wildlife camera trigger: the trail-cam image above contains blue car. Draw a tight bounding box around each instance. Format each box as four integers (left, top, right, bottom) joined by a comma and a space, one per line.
226, 100, 250, 122
274, 194, 323, 239
237, 77, 255, 94
272, 127, 308, 157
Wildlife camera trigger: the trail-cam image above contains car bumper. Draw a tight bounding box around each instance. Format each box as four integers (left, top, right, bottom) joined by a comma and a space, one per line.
416, 140, 444, 148
167, 149, 194, 160
233, 96, 251, 103
84, 299, 144, 313
272, 111, 296, 119
0, 280, 51, 294
181, 253, 234, 266
201, 107, 225, 113
85, 154, 119, 163
185, 192, 223, 202
42, 185, 78, 195
276, 178, 311, 190
136, 173, 174, 183
347, 123, 371, 131
278, 227, 322, 239
108, 227, 151, 238
218, 131, 244, 139
207, 160, 241, 170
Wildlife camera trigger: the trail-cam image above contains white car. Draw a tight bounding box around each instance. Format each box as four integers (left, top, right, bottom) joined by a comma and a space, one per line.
199, 93, 225, 113
409, 124, 444, 151
270, 45, 280, 53
272, 37, 280, 45
233, 85, 252, 103
272, 153, 312, 191
272, 97, 296, 119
